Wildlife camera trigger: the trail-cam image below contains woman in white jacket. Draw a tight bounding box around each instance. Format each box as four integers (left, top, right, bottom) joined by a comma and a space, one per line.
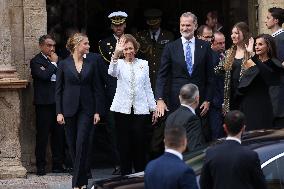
108, 34, 156, 175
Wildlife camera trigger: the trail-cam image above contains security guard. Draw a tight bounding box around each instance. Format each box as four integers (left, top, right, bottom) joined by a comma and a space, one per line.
135, 9, 174, 89
97, 11, 128, 175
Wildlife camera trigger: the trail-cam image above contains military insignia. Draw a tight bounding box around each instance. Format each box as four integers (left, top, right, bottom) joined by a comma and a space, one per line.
40, 66, 45, 70
107, 43, 110, 45
110, 46, 113, 49
160, 40, 169, 44
109, 52, 112, 54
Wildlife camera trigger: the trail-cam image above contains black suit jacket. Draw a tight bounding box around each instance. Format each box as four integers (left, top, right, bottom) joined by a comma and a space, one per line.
86, 52, 108, 115
166, 106, 205, 151
272, 32, 284, 118
30, 53, 57, 105
145, 152, 198, 189
211, 51, 224, 108
155, 38, 214, 112
55, 56, 104, 117
274, 32, 284, 62
199, 140, 267, 189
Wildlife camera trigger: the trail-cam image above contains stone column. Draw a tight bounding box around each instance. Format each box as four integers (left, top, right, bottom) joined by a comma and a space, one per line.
0, 67, 28, 179
0, 0, 28, 179
258, 0, 284, 34
20, 0, 47, 172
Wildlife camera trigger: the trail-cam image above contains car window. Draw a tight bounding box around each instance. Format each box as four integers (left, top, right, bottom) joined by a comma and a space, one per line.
262, 152, 284, 189
184, 146, 208, 175
185, 152, 206, 175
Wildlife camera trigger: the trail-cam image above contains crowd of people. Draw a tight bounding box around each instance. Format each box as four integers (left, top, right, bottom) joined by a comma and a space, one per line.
30, 6, 284, 189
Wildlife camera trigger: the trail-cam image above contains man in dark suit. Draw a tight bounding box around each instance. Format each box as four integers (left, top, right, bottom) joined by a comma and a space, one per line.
144, 124, 198, 189
265, 7, 284, 127
208, 31, 226, 139
30, 34, 65, 175
97, 11, 128, 174
155, 12, 214, 141
166, 84, 205, 151
199, 110, 267, 189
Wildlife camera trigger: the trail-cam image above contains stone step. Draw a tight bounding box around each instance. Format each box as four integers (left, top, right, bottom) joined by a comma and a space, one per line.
0, 169, 113, 189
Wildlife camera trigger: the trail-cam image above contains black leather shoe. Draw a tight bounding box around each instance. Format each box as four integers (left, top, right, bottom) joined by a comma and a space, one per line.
52, 165, 67, 173
36, 167, 46, 176
52, 168, 68, 173
66, 167, 73, 173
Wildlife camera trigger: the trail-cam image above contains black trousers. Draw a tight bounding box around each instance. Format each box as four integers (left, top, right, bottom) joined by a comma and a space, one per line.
114, 111, 149, 175
105, 111, 120, 166
35, 104, 65, 169
64, 111, 92, 188
208, 106, 225, 140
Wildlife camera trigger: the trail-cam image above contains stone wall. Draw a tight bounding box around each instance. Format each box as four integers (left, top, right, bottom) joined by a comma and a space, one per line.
0, 0, 12, 66
21, 0, 47, 172
258, 0, 284, 34
0, 0, 47, 174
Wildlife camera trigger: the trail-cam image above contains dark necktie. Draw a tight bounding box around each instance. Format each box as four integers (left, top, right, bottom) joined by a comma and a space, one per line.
186, 41, 193, 75
152, 32, 156, 42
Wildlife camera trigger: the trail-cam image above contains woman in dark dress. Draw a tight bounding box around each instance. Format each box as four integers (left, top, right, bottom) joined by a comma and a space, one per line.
215, 22, 252, 112
239, 34, 282, 130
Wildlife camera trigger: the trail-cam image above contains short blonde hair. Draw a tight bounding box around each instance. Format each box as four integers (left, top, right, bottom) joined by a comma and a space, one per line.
66, 33, 87, 53
122, 34, 140, 52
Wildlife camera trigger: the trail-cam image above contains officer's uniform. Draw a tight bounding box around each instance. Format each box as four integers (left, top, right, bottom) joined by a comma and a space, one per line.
135, 9, 174, 160
135, 9, 174, 89
98, 11, 127, 102
97, 11, 128, 174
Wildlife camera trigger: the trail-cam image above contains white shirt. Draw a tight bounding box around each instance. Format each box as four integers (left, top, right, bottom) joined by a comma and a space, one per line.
181, 36, 195, 65
272, 28, 284, 37
226, 136, 241, 144
181, 104, 196, 115
41, 52, 57, 81
108, 58, 156, 114
165, 148, 183, 160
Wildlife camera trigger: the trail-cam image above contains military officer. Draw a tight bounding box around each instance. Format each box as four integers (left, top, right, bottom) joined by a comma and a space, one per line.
97, 11, 128, 175
135, 9, 174, 89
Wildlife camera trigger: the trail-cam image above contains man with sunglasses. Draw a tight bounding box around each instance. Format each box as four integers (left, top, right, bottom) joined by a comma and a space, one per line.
30, 34, 65, 175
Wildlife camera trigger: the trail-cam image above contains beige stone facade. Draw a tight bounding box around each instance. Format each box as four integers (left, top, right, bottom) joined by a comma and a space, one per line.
0, 0, 46, 178
0, 0, 284, 179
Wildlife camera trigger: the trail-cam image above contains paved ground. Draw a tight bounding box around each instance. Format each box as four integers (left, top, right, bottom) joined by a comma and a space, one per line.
0, 168, 114, 189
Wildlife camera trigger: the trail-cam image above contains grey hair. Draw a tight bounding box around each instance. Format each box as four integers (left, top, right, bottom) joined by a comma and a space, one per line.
180, 12, 198, 25
179, 83, 199, 105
